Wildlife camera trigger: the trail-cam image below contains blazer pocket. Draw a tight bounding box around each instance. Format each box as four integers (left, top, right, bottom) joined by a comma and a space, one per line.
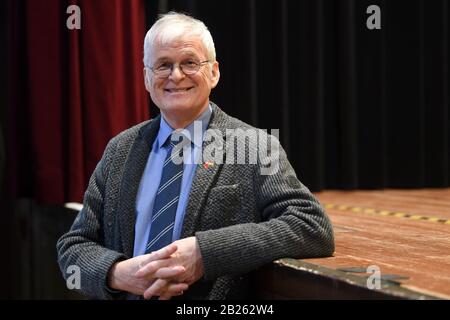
202, 184, 242, 229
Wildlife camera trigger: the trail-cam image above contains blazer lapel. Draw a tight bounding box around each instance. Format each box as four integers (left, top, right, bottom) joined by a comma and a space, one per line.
181, 104, 227, 238
117, 117, 160, 257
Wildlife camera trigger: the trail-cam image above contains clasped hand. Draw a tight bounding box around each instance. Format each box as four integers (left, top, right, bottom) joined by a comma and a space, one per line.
108, 236, 204, 300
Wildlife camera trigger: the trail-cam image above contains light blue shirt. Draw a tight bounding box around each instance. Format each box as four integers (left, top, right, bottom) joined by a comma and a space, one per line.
133, 105, 212, 257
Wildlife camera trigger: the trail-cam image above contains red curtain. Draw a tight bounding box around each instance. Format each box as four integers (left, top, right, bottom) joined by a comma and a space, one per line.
9, 0, 149, 204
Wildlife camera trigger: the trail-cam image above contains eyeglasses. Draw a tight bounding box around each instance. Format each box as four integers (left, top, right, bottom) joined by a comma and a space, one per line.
148, 60, 210, 78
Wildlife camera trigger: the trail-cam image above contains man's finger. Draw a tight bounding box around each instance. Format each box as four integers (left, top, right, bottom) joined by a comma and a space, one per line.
140, 244, 178, 267
154, 266, 185, 279
136, 258, 171, 278
143, 279, 168, 299
143, 279, 189, 300
167, 282, 189, 295
152, 243, 178, 259
158, 283, 189, 300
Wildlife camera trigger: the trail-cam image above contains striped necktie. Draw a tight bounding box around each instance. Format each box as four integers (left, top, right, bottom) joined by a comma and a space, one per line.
145, 135, 184, 254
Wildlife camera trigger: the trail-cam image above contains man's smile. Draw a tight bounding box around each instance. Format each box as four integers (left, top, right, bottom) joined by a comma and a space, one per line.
164, 87, 194, 93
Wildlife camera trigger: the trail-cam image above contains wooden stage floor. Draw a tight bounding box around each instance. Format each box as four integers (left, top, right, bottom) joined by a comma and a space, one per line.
313, 189, 450, 299
255, 189, 450, 299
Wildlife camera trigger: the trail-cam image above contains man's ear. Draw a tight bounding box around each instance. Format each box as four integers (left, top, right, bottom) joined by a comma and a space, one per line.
143, 67, 151, 91
210, 61, 220, 89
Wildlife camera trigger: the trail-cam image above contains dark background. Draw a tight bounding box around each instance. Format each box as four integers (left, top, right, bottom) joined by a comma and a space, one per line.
146, 0, 449, 191
1, 0, 449, 298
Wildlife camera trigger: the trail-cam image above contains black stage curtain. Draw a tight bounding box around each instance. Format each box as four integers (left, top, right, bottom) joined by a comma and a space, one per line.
145, 0, 449, 191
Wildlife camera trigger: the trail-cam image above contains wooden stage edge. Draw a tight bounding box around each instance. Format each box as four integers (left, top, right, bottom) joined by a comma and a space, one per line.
255, 189, 450, 300
254, 259, 441, 300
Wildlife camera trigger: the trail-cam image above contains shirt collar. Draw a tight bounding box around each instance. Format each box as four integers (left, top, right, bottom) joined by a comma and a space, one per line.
157, 104, 212, 148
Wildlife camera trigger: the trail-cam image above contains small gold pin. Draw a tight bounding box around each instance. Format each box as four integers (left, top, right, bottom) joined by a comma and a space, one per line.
203, 162, 214, 169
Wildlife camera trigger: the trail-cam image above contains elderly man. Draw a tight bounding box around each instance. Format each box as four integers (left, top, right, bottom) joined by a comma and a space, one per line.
57, 12, 334, 300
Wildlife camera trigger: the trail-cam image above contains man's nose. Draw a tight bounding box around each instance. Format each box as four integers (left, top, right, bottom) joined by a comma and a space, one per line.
168, 64, 185, 82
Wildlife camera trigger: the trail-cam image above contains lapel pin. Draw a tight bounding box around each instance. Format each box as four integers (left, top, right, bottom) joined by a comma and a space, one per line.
203, 162, 214, 169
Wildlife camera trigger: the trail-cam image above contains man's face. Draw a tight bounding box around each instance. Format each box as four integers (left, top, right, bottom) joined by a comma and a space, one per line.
144, 36, 220, 125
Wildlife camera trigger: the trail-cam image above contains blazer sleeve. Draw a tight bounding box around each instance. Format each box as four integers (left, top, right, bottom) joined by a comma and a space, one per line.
56, 137, 127, 299
195, 134, 335, 281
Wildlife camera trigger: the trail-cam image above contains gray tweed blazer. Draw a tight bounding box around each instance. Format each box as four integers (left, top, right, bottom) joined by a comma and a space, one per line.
57, 103, 334, 300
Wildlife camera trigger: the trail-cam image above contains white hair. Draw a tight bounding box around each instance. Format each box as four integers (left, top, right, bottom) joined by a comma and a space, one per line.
143, 12, 216, 67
